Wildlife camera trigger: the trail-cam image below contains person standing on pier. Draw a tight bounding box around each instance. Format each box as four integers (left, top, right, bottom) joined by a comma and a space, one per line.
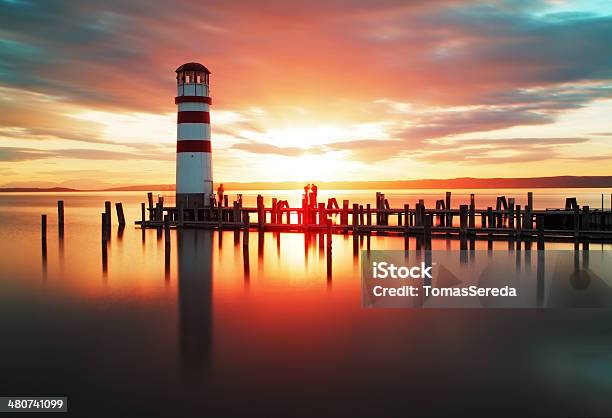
304, 184, 310, 207
217, 183, 225, 206
311, 184, 318, 206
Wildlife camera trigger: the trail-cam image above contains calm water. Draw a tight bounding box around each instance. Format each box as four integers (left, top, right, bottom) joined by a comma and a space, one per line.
1, 189, 612, 417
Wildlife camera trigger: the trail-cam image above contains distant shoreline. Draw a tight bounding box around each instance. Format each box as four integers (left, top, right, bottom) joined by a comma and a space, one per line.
1, 176, 612, 192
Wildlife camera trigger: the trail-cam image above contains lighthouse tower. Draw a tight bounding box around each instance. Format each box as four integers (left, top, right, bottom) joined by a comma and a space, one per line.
175, 62, 212, 208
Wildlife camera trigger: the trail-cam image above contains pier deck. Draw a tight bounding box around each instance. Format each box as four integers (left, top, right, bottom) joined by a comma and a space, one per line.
135, 191, 612, 243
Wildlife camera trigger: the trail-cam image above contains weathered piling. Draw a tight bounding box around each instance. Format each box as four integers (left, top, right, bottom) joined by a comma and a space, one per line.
318, 202, 326, 226
115, 202, 126, 226
257, 195, 264, 230
582, 205, 590, 230
104, 201, 112, 227
41, 214, 47, 240
164, 215, 170, 246
536, 214, 545, 250
147, 193, 154, 220
101, 212, 111, 241
271, 198, 278, 224
459, 204, 468, 237
342, 200, 349, 227
141, 203, 145, 225
359, 205, 364, 227
41, 216, 47, 275
243, 213, 250, 246
424, 214, 432, 250
445, 191, 452, 226
57, 200, 64, 227
468, 193, 475, 229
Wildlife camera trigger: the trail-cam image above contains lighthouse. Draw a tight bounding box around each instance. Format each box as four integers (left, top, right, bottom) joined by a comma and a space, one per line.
175, 62, 212, 208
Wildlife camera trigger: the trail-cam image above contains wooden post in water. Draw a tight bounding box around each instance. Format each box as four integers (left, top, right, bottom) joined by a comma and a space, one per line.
101, 213, 110, 241
424, 214, 432, 250
301, 197, 306, 225
459, 204, 468, 237
352, 203, 358, 233
271, 198, 278, 225
147, 192, 154, 220
445, 192, 451, 226
41, 214, 47, 240
526, 192, 534, 229
57, 200, 64, 227
582, 205, 590, 231
508, 198, 515, 229
104, 201, 111, 227
140, 203, 145, 225
359, 205, 364, 228
318, 203, 326, 226
375, 192, 381, 225
525, 205, 532, 230
515, 205, 522, 234
403, 204, 409, 233
487, 207, 493, 229
243, 213, 250, 246
233, 201, 240, 224
574, 205, 580, 240
164, 214, 170, 246
257, 195, 264, 230
383, 198, 390, 226
469, 194, 475, 229
154, 202, 161, 222
342, 200, 349, 226
115, 202, 126, 226
366, 204, 372, 226
527, 192, 533, 211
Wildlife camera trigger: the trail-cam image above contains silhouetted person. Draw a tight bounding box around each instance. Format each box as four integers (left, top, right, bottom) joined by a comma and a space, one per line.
217, 183, 225, 206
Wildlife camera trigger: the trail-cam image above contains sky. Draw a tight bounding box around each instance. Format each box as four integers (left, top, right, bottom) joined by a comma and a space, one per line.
0, 0, 611, 188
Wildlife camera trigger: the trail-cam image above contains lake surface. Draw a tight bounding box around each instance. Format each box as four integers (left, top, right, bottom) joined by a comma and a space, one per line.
1, 189, 612, 417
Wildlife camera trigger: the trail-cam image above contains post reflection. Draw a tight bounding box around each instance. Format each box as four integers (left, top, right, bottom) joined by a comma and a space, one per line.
41, 237, 47, 281
177, 229, 213, 378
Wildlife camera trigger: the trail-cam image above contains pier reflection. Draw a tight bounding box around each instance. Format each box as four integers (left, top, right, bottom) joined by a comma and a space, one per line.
177, 229, 213, 378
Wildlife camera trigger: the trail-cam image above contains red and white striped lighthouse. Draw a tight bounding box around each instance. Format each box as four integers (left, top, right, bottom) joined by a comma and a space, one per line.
175, 62, 212, 208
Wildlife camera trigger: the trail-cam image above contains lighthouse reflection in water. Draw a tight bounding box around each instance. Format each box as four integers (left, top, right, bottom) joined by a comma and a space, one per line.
177, 229, 213, 377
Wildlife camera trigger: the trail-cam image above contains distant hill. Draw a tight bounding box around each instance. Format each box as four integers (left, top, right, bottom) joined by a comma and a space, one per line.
0, 187, 79, 192
103, 184, 175, 191
1, 176, 611, 192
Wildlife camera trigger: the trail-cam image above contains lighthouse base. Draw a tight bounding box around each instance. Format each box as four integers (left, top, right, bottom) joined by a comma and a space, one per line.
176, 193, 209, 209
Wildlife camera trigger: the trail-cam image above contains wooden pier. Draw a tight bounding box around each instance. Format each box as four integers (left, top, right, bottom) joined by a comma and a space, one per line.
135, 191, 612, 243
